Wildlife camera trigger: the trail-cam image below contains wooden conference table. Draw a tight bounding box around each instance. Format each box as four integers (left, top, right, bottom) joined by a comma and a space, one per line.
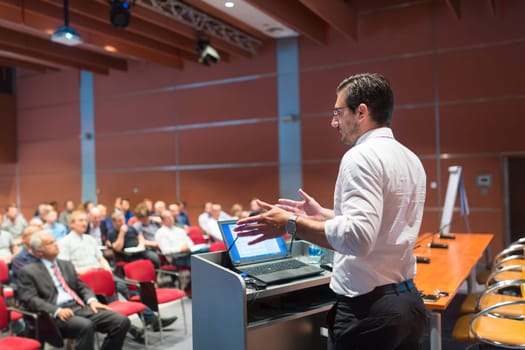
413, 232, 494, 350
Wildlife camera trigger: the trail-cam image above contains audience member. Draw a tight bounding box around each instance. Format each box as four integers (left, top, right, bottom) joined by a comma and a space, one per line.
59, 211, 111, 274
106, 212, 159, 268
197, 201, 213, 234
2, 204, 28, 247
168, 203, 189, 231
17, 230, 130, 350
155, 210, 195, 268
33, 203, 51, 221
121, 198, 135, 224
205, 203, 230, 242
58, 200, 75, 230
249, 197, 263, 216
97, 203, 113, 234
230, 203, 243, 218
86, 207, 105, 245
176, 200, 190, 226
28, 217, 44, 229
113, 197, 123, 214
43, 209, 68, 241
143, 198, 154, 215
58, 211, 173, 340
132, 203, 160, 251
11, 225, 41, 278
0, 214, 18, 263
151, 200, 166, 224
80, 200, 95, 214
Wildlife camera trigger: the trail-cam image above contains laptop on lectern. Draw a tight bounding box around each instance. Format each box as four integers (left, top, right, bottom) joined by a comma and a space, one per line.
218, 219, 324, 284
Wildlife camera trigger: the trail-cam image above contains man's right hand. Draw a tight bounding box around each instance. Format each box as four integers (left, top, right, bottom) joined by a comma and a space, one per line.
56, 308, 74, 321
278, 188, 324, 218
119, 224, 128, 235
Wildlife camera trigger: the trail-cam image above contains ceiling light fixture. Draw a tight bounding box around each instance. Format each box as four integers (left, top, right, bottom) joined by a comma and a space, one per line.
224, 1, 235, 8
50, 0, 83, 46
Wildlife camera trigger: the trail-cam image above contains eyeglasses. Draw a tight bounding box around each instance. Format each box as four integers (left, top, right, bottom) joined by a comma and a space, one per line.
331, 106, 347, 121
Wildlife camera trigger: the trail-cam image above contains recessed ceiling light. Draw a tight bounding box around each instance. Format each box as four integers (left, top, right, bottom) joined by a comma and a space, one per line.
224, 1, 234, 8
104, 45, 117, 52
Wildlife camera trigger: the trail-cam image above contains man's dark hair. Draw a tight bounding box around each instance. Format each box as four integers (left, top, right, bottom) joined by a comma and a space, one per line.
134, 203, 149, 218
336, 73, 394, 126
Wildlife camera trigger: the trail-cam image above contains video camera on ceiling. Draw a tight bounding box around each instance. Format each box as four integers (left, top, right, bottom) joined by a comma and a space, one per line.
109, 0, 135, 28
197, 39, 220, 65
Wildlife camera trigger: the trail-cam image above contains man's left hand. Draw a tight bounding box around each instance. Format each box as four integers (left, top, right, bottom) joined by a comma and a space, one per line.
89, 300, 109, 314
234, 200, 290, 245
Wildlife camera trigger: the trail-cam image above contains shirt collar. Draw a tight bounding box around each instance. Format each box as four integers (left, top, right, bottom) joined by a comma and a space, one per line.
42, 258, 57, 268
356, 127, 393, 146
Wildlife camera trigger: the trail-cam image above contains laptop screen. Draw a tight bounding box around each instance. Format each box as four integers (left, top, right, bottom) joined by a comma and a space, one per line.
218, 219, 289, 266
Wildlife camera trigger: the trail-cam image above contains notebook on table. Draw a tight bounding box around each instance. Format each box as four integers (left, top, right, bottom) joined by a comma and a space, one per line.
218, 219, 324, 285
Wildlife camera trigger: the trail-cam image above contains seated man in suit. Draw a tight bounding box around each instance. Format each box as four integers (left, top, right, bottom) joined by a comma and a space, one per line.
17, 230, 130, 350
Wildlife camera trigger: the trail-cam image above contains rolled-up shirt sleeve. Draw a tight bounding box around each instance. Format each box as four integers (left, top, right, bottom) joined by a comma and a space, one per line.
325, 150, 383, 257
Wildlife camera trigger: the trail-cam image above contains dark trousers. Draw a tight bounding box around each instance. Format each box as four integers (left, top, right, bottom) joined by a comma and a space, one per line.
57, 303, 130, 350
327, 283, 428, 350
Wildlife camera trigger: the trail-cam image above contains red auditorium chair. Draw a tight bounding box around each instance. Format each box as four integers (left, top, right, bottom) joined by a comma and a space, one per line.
79, 269, 148, 348
0, 296, 41, 350
0, 260, 14, 300
124, 259, 187, 340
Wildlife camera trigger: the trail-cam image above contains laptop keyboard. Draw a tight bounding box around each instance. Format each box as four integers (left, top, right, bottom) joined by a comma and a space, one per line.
243, 259, 307, 276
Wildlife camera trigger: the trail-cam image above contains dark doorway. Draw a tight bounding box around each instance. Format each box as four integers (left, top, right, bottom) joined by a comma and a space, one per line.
507, 156, 525, 243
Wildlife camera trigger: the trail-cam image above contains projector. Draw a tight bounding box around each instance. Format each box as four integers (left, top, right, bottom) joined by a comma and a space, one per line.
51, 26, 83, 46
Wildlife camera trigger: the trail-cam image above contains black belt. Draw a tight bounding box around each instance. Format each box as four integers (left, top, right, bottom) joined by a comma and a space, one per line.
373, 279, 415, 295
336, 279, 416, 302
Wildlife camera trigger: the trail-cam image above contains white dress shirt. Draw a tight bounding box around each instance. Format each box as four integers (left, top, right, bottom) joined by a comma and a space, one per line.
324, 127, 426, 297
58, 232, 102, 271
155, 225, 194, 255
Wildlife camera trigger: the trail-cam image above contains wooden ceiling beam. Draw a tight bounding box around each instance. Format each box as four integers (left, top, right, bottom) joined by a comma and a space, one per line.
0, 26, 118, 74
0, 42, 108, 75
29, 0, 187, 69
0, 1, 128, 72
42, 0, 232, 60
115, 0, 260, 58
87, 32, 185, 70
299, 0, 357, 41
245, 0, 327, 45
0, 1, 22, 23
0, 55, 57, 72
185, 0, 267, 41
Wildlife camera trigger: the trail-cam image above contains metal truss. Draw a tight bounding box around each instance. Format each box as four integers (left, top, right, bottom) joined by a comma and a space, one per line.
137, 0, 262, 54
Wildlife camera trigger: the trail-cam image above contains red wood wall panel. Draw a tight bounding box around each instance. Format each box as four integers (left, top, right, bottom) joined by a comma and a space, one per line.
16, 70, 79, 109
177, 123, 278, 165
18, 174, 80, 219
18, 104, 80, 142
179, 167, 279, 222
7, 0, 525, 253
96, 132, 176, 169
95, 92, 177, 133
440, 99, 525, 153
173, 77, 277, 124
96, 171, 177, 211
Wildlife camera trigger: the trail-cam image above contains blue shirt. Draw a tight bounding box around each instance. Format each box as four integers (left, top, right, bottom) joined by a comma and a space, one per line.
45, 222, 68, 241
11, 247, 40, 278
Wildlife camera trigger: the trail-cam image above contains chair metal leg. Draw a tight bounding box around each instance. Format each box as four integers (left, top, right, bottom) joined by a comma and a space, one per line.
140, 313, 148, 350
156, 311, 163, 342
180, 298, 188, 335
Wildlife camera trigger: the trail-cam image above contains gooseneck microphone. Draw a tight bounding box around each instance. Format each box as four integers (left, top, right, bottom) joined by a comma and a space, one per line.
438, 223, 456, 239
428, 231, 449, 249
